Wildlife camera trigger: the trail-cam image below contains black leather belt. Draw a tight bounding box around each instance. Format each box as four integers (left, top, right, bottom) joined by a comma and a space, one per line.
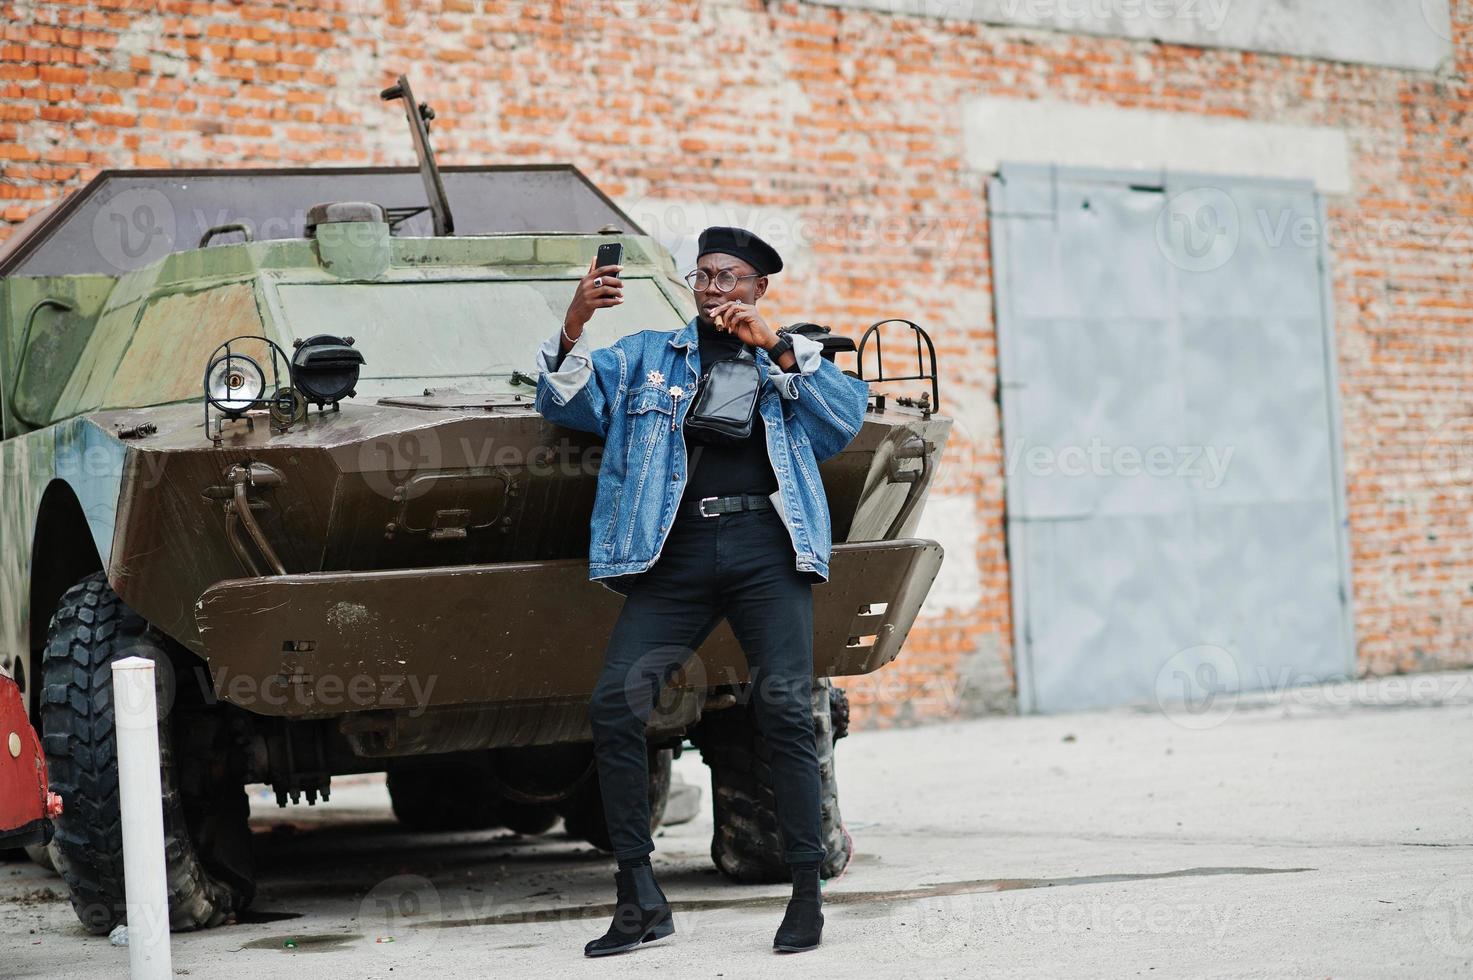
677, 493, 775, 519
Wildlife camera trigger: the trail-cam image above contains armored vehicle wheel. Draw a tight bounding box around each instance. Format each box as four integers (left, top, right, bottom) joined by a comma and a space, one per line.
558, 747, 673, 851
40, 572, 255, 934
497, 800, 560, 836
829, 684, 851, 742
692, 678, 852, 884
23, 843, 57, 872
387, 757, 502, 832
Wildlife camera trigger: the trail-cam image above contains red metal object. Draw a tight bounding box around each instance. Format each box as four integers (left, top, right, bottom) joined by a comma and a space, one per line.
0, 671, 59, 849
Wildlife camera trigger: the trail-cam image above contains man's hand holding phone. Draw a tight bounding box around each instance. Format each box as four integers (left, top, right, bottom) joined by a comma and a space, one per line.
562, 247, 624, 348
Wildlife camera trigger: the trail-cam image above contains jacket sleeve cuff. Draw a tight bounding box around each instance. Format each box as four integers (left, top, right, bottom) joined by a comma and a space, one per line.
537, 326, 595, 404
766, 332, 824, 399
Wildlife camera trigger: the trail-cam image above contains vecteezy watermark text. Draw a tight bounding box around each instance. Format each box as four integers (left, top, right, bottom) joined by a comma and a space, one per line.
1006, 437, 1235, 488
208, 666, 438, 716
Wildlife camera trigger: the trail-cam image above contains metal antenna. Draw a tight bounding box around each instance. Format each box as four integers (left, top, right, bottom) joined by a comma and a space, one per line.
380, 74, 455, 236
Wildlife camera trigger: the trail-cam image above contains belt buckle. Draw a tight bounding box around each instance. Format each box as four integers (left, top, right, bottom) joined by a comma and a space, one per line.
698, 496, 720, 518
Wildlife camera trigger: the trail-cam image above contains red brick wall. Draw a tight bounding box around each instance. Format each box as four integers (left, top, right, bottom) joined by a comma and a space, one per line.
3, 1, 1469, 728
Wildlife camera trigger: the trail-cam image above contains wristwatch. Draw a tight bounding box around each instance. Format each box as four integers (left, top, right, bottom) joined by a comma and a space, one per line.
767, 328, 795, 364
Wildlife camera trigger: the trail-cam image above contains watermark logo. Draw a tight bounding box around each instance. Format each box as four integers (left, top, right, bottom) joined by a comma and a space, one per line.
890, 894, 974, 959
1423, 877, 1473, 957
357, 429, 447, 503
359, 874, 444, 947
1420, 416, 1473, 488
1420, 0, 1454, 43
616, 645, 709, 723
1156, 187, 1239, 273
109, 644, 178, 732
353, 432, 607, 504
1154, 643, 1241, 730
93, 188, 176, 273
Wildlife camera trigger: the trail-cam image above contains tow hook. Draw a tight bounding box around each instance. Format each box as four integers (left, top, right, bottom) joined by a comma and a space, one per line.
204, 462, 288, 575
884, 432, 935, 538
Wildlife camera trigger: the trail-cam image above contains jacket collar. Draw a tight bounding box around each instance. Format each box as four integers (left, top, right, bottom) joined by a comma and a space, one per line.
668, 316, 698, 349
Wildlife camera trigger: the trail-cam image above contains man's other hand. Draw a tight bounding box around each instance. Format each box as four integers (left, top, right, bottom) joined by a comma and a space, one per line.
709, 300, 777, 349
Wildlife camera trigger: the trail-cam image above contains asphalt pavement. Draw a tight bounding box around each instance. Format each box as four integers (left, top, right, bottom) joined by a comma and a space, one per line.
5, 669, 1472, 978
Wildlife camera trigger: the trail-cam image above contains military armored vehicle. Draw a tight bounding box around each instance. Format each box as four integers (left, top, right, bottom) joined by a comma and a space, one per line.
0, 78, 951, 933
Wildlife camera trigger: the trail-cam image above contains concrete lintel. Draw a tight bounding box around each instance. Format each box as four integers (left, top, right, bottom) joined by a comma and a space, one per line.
963, 97, 1353, 195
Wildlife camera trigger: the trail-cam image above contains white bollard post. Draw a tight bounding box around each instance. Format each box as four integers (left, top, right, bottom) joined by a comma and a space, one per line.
111, 656, 172, 979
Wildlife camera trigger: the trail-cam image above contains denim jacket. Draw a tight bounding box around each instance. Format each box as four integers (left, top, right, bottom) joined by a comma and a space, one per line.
533, 316, 870, 596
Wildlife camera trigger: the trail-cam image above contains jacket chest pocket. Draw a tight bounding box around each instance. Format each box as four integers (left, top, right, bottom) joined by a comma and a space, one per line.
625, 384, 675, 453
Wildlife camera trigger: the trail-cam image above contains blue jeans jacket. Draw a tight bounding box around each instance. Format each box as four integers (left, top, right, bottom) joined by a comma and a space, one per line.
534, 316, 870, 596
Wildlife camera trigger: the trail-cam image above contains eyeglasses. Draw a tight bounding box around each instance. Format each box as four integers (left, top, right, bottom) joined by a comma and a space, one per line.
684, 269, 762, 293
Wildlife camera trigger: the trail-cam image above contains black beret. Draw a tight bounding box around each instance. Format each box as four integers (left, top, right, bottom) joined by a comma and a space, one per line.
696, 225, 783, 276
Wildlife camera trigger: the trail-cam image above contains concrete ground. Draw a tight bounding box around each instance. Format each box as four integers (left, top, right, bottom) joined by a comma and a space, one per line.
4, 669, 1472, 979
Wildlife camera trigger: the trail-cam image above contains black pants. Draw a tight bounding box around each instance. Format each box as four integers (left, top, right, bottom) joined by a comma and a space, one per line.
587, 505, 826, 867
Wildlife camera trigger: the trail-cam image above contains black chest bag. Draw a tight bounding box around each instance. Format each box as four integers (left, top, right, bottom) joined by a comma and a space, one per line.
682, 344, 761, 448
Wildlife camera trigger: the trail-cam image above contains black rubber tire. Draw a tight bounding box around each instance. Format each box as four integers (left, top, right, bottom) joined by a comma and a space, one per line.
23, 843, 57, 872
830, 684, 851, 742
497, 800, 561, 836
692, 678, 852, 884
40, 572, 255, 934
558, 747, 673, 851
387, 756, 502, 832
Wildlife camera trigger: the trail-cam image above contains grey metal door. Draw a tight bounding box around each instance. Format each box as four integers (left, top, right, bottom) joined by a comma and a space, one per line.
990, 164, 1355, 714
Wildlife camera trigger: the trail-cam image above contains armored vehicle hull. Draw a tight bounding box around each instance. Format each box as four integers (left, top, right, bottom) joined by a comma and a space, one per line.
1, 165, 950, 933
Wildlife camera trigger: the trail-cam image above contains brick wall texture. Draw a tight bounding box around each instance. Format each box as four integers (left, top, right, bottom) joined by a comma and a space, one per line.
2, 1, 1469, 729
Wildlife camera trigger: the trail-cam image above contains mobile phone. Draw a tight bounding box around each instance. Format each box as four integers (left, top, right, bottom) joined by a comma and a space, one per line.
595, 241, 623, 269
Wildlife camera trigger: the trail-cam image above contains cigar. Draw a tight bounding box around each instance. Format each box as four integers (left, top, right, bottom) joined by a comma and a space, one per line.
714, 313, 725, 330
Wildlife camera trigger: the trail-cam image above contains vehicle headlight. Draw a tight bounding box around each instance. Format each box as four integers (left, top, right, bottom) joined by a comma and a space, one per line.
203, 335, 302, 445
205, 353, 266, 415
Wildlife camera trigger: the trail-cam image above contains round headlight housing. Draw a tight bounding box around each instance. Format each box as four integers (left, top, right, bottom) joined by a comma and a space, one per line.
204, 353, 265, 415
201, 335, 296, 445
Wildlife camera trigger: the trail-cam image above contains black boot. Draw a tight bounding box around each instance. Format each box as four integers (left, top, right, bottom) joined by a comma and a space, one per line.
584, 864, 675, 957
773, 865, 824, 953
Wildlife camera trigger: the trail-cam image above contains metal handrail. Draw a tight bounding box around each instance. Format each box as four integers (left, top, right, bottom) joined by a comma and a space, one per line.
198, 223, 253, 248
854, 318, 940, 415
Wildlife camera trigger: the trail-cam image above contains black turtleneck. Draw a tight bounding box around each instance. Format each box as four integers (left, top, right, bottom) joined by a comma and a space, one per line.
680, 317, 778, 502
